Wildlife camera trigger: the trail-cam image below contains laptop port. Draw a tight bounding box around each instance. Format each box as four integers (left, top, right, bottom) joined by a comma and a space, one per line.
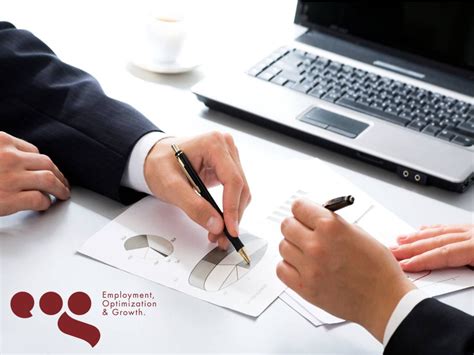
397, 167, 427, 184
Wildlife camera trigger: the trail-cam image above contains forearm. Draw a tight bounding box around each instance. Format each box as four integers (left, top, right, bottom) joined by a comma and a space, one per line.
385, 297, 474, 354
0, 22, 160, 202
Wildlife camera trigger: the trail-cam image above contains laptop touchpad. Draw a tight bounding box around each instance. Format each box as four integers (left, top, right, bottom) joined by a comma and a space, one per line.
300, 107, 368, 138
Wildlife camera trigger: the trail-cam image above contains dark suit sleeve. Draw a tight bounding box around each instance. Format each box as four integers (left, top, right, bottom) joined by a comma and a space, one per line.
0, 21, 161, 203
385, 298, 474, 355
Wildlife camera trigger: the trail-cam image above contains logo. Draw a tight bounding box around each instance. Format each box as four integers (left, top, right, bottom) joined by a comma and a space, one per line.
10, 291, 101, 347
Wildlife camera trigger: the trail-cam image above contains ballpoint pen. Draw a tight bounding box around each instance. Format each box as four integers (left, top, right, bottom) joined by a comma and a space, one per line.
322, 195, 355, 212
171, 144, 251, 265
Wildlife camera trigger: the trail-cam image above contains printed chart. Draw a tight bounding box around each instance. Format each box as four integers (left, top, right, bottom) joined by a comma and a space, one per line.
189, 233, 268, 292
124, 234, 174, 261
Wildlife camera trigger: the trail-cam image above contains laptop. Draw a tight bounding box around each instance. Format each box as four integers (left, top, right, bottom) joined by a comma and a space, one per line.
192, 2, 474, 192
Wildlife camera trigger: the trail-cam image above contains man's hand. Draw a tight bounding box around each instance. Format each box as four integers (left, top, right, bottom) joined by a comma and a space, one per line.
391, 224, 474, 272
277, 199, 414, 342
144, 132, 251, 250
0, 132, 70, 216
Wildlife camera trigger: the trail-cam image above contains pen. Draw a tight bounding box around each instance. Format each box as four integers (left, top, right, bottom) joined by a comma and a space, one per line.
322, 195, 355, 212
171, 144, 251, 265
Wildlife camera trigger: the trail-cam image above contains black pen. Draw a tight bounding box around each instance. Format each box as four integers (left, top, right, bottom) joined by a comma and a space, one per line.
171, 144, 251, 265
322, 195, 355, 212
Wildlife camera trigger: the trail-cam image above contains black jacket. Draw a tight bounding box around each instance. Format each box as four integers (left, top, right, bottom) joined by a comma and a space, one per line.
0, 21, 160, 203
385, 298, 474, 355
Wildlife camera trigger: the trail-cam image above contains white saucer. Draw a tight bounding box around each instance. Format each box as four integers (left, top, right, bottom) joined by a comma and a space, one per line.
132, 51, 200, 74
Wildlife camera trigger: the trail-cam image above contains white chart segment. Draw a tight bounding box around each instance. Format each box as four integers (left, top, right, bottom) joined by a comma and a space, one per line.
147, 236, 174, 257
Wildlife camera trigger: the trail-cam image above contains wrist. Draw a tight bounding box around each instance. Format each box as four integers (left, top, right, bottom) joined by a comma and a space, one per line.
361, 275, 415, 342
144, 136, 176, 193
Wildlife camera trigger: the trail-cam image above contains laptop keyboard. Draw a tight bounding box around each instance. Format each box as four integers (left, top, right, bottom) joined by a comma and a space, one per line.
248, 47, 474, 147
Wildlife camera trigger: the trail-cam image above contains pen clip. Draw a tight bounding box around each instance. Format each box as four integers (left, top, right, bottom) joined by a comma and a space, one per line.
175, 152, 202, 195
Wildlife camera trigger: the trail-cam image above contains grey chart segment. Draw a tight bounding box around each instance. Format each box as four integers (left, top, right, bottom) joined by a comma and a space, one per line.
124, 234, 174, 260
189, 233, 268, 292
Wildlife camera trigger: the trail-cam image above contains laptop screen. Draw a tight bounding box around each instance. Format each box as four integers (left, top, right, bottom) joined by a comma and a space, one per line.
294, 2, 474, 73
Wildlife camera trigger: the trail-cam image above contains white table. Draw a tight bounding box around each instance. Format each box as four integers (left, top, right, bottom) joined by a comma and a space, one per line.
1, 1, 473, 353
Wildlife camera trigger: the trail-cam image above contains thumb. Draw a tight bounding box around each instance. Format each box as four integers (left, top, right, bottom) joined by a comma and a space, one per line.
173, 187, 224, 235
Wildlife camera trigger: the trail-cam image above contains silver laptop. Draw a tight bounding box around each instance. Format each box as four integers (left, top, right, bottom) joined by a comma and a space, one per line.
192, 2, 474, 192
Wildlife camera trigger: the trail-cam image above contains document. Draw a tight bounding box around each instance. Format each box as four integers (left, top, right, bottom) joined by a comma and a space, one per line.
78, 196, 286, 317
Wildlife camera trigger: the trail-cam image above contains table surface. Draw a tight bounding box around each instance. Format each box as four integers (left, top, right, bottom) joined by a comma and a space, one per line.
1, 1, 473, 353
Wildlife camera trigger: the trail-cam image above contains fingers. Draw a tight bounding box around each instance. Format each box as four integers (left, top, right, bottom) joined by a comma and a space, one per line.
207, 134, 246, 237
280, 217, 312, 250
0, 191, 51, 216
222, 133, 252, 224
11, 136, 40, 154
392, 232, 471, 260
207, 232, 230, 250
397, 225, 468, 245
276, 260, 301, 291
291, 198, 331, 230
399, 240, 474, 272
17, 171, 70, 200
20, 152, 70, 188
171, 178, 224, 235
217, 236, 229, 250
279, 239, 304, 269
419, 224, 443, 231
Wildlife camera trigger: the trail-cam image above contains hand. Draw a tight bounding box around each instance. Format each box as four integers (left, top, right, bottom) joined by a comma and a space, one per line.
391, 224, 474, 272
0, 132, 70, 216
277, 198, 414, 342
144, 132, 251, 250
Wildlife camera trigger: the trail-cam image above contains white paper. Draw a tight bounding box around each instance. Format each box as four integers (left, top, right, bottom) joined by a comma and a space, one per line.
279, 292, 323, 327
78, 196, 286, 317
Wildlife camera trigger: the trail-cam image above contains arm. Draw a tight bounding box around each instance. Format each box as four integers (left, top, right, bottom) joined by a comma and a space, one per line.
277, 198, 474, 353
0, 21, 159, 203
0, 22, 252, 248
385, 298, 474, 355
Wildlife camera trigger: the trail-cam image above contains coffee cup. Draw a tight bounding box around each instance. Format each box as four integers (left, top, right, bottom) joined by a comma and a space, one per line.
146, 14, 186, 64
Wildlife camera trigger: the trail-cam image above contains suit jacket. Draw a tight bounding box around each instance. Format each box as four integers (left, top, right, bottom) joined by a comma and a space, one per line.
0, 21, 160, 203
385, 298, 474, 355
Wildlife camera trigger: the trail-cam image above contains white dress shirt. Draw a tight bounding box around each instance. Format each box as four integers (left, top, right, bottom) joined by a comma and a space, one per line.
120, 131, 171, 195
383, 289, 428, 347
120, 132, 429, 349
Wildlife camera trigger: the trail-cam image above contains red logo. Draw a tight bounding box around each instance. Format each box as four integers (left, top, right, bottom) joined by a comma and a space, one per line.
11, 291, 101, 347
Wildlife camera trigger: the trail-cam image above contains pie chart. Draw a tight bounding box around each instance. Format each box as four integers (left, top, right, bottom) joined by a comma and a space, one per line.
188, 233, 268, 292
124, 234, 174, 261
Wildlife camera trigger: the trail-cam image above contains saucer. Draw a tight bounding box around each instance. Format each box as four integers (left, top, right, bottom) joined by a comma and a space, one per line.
132, 51, 200, 74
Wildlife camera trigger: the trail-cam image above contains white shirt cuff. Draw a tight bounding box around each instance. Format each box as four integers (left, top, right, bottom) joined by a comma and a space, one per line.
121, 131, 171, 195
383, 289, 428, 347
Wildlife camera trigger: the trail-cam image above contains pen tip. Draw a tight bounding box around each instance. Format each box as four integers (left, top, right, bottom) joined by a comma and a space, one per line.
239, 249, 251, 265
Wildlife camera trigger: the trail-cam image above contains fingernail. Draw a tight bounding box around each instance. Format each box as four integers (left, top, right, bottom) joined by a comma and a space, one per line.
398, 235, 407, 241
400, 259, 411, 265
206, 216, 221, 234
389, 245, 398, 251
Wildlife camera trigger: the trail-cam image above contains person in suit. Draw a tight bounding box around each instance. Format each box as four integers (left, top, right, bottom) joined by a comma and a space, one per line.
0, 21, 250, 250
277, 199, 474, 354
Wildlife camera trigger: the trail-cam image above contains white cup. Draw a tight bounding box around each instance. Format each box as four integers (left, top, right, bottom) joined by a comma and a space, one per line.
146, 15, 186, 64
